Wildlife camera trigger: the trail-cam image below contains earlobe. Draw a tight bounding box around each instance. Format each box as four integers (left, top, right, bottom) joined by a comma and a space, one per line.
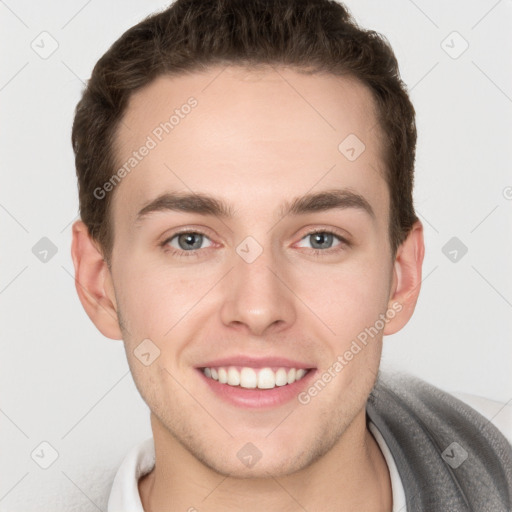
384, 221, 425, 336
71, 220, 123, 340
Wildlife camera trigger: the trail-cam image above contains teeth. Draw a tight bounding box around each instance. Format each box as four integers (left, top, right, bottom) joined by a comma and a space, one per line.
240, 367, 257, 389
275, 368, 288, 386
257, 368, 275, 389
227, 367, 240, 386
296, 369, 307, 380
202, 366, 309, 389
218, 367, 228, 384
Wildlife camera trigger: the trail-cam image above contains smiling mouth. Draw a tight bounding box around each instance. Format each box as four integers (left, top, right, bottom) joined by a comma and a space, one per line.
201, 366, 312, 390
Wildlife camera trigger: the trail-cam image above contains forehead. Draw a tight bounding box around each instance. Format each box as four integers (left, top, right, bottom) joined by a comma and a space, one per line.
111, 66, 388, 227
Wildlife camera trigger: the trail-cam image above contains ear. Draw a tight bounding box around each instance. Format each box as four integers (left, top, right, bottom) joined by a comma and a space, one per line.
71, 220, 123, 340
383, 220, 425, 335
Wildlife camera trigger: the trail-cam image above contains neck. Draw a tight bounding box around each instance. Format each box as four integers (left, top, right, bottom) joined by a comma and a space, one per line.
139, 410, 392, 512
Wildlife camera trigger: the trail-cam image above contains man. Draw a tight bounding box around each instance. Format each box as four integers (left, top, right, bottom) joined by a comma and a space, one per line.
70, 0, 512, 510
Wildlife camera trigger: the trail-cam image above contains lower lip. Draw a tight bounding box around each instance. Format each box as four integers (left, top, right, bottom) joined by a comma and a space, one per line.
197, 368, 317, 409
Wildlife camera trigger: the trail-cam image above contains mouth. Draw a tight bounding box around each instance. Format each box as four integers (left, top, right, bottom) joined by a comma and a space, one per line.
196, 357, 316, 409
201, 365, 311, 390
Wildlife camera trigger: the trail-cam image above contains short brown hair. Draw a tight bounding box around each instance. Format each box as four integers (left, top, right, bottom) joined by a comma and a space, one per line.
72, 0, 418, 263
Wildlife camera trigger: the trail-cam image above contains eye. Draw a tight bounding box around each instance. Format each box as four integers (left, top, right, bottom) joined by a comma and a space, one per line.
296, 230, 348, 252
161, 228, 349, 259
163, 231, 213, 257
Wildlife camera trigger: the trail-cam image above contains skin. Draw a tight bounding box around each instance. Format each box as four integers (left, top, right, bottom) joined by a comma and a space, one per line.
72, 66, 424, 512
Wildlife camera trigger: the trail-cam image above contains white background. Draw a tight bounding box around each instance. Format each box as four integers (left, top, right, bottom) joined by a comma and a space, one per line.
1, 0, 511, 510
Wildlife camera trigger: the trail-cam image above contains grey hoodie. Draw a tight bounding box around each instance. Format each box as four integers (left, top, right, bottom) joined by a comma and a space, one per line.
366, 372, 512, 511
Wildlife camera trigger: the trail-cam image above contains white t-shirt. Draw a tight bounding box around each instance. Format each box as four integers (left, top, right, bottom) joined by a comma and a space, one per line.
107, 393, 512, 512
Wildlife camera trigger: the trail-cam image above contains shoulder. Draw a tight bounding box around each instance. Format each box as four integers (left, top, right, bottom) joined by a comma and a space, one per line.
367, 371, 512, 509
370, 371, 512, 448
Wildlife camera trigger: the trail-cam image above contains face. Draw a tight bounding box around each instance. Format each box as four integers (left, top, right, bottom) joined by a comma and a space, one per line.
105, 66, 399, 477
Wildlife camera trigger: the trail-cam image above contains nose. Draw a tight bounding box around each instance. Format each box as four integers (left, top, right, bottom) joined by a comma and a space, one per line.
219, 243, 297, 337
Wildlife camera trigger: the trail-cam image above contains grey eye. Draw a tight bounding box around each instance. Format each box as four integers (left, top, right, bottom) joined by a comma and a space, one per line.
169, 232, 212, 251
297, 231, 341, 250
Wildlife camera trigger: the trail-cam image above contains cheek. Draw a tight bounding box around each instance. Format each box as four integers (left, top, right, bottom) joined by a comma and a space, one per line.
114, 257, 223, 373
114, 259, 191, 339
296, 255, 391, 341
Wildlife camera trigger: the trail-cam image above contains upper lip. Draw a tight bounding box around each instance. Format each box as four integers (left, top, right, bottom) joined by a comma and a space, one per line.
196, 356, 315, 369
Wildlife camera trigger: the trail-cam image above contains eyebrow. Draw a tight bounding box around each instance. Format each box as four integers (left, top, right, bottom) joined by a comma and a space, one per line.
135, 188, 375, 223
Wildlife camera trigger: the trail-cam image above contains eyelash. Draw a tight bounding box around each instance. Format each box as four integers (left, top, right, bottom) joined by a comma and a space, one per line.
160, 229, 350, 259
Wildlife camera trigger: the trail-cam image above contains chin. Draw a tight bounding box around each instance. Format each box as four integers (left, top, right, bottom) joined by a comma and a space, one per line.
191, 437, 328, 480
